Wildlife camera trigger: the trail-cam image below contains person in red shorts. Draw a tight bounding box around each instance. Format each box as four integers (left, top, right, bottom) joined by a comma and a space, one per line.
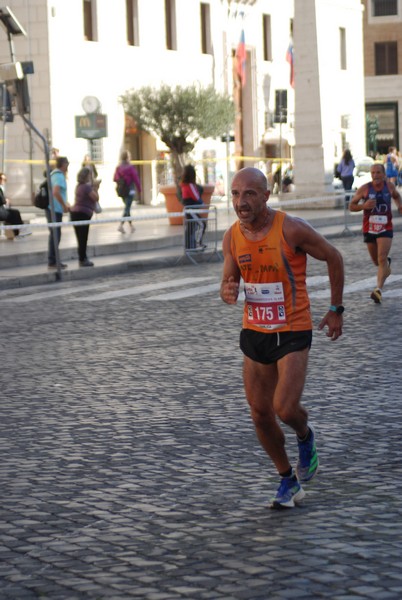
220, 167, 344, 509
350, 163, 402, 304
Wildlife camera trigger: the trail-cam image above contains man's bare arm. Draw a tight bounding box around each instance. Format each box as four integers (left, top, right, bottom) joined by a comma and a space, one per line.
220, 228, 241, 305
284, 217, 344, 341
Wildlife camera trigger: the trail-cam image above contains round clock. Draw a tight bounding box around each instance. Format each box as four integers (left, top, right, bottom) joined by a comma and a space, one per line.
82, 96, 101, 114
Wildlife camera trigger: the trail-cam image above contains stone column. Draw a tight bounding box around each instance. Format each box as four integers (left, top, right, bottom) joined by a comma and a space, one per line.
293, 0, 365, 197
293, 0, 329, 196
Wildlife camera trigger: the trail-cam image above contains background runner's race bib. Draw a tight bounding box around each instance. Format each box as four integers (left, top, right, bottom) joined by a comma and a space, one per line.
368, 215, 387, 235
244, 282, 287, 327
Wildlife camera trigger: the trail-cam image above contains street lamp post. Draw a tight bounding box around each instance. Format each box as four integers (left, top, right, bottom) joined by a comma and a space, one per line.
0, 7, 26, 172
0, 7, 63, 279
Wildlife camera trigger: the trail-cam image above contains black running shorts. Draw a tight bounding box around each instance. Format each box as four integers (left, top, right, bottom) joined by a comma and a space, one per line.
240, 328, 312, 365
363, 230, 393, 244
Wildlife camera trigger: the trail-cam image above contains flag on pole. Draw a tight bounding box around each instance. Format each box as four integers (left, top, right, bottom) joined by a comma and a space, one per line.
286, 41, 294, 88
236, 28, 246, 87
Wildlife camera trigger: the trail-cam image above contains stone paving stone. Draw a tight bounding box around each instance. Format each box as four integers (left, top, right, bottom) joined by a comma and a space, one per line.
274, 589, 312, 599
332, 597, 374, 600
351, 588, 391, 598
2, 237, 402, 598
1, 590, 39, 600
146, 595, 183, 600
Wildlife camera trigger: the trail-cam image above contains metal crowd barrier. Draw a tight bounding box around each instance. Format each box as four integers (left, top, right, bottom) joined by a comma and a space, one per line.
181, 205, 221, 265
342, 190, 355, 236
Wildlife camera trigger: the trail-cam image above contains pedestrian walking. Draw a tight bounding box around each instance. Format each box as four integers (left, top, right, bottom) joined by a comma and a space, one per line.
220, 167, 344, 509
46, 156, 70, 269
349, 162, 402, 304
70, 167, 100, 267
81, 154, 98, 182
337, 149, 355, 193
384, 146, 399, 185
113, 150, 141, 234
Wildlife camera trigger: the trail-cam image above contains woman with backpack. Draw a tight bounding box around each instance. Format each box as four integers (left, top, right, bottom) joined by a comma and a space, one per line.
113, 150, 141, 234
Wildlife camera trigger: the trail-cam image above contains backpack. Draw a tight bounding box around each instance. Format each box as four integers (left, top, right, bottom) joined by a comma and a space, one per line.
116, 177, 130, 199
34, 180, 49, 209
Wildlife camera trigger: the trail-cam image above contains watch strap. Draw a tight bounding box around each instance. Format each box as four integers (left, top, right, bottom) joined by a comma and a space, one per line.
329, 305, 344, 314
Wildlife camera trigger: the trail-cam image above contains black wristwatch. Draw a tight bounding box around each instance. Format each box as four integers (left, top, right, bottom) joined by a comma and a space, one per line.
329, 305, 345, 315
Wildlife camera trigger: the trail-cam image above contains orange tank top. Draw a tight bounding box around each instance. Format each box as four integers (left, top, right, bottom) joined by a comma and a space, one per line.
230, 210, 312, 332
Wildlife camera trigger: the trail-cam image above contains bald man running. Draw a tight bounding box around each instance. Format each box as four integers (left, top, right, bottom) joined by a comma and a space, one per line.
220, 167, 344, 508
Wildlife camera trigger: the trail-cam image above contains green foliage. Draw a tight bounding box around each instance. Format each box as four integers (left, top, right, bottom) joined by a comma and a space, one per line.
120, 84, 235, 176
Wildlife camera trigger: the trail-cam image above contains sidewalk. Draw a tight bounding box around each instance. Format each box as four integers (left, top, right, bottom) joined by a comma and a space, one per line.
0, 199, 363, 290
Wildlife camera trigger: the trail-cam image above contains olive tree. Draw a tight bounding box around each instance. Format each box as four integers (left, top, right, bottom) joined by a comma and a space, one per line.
120, 84, 235, 180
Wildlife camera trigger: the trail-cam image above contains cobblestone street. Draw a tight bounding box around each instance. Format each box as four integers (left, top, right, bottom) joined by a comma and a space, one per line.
1, 231, 402, 599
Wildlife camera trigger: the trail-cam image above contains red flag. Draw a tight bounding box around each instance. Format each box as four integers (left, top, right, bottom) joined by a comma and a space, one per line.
236, 29, 246, 87
286, 42, 294, 88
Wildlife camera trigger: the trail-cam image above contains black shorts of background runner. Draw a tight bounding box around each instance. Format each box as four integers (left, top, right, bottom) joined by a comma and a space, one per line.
240, 329, 312, 365
363, 230, 393, 244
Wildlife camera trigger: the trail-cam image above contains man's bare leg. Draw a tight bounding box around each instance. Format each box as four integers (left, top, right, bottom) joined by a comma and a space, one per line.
367, 238, 392, 302
243, 348, 309, 475
376, 237, 392, 289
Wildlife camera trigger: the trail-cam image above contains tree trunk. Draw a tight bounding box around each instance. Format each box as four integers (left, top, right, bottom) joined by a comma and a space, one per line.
171, 151, 187, 182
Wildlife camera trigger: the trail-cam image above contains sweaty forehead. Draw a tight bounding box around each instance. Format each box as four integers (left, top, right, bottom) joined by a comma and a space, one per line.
232, 174, 265, 190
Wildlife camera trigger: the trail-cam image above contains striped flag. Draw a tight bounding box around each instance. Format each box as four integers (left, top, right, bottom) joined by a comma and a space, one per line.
286, 41, 294, 88
236, 29, 246, 87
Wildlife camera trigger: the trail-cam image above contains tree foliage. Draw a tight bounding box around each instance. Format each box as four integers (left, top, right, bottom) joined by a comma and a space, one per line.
120, 84, 235, 177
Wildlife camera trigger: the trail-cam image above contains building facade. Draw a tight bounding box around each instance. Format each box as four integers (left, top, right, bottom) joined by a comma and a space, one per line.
0, 0, 365, 206
363, 0, 402, 156
294, 0, 366, 194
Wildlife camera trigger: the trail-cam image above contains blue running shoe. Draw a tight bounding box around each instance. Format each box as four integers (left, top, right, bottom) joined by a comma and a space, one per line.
296, 425, 319, 483
270, 475, 305, 509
